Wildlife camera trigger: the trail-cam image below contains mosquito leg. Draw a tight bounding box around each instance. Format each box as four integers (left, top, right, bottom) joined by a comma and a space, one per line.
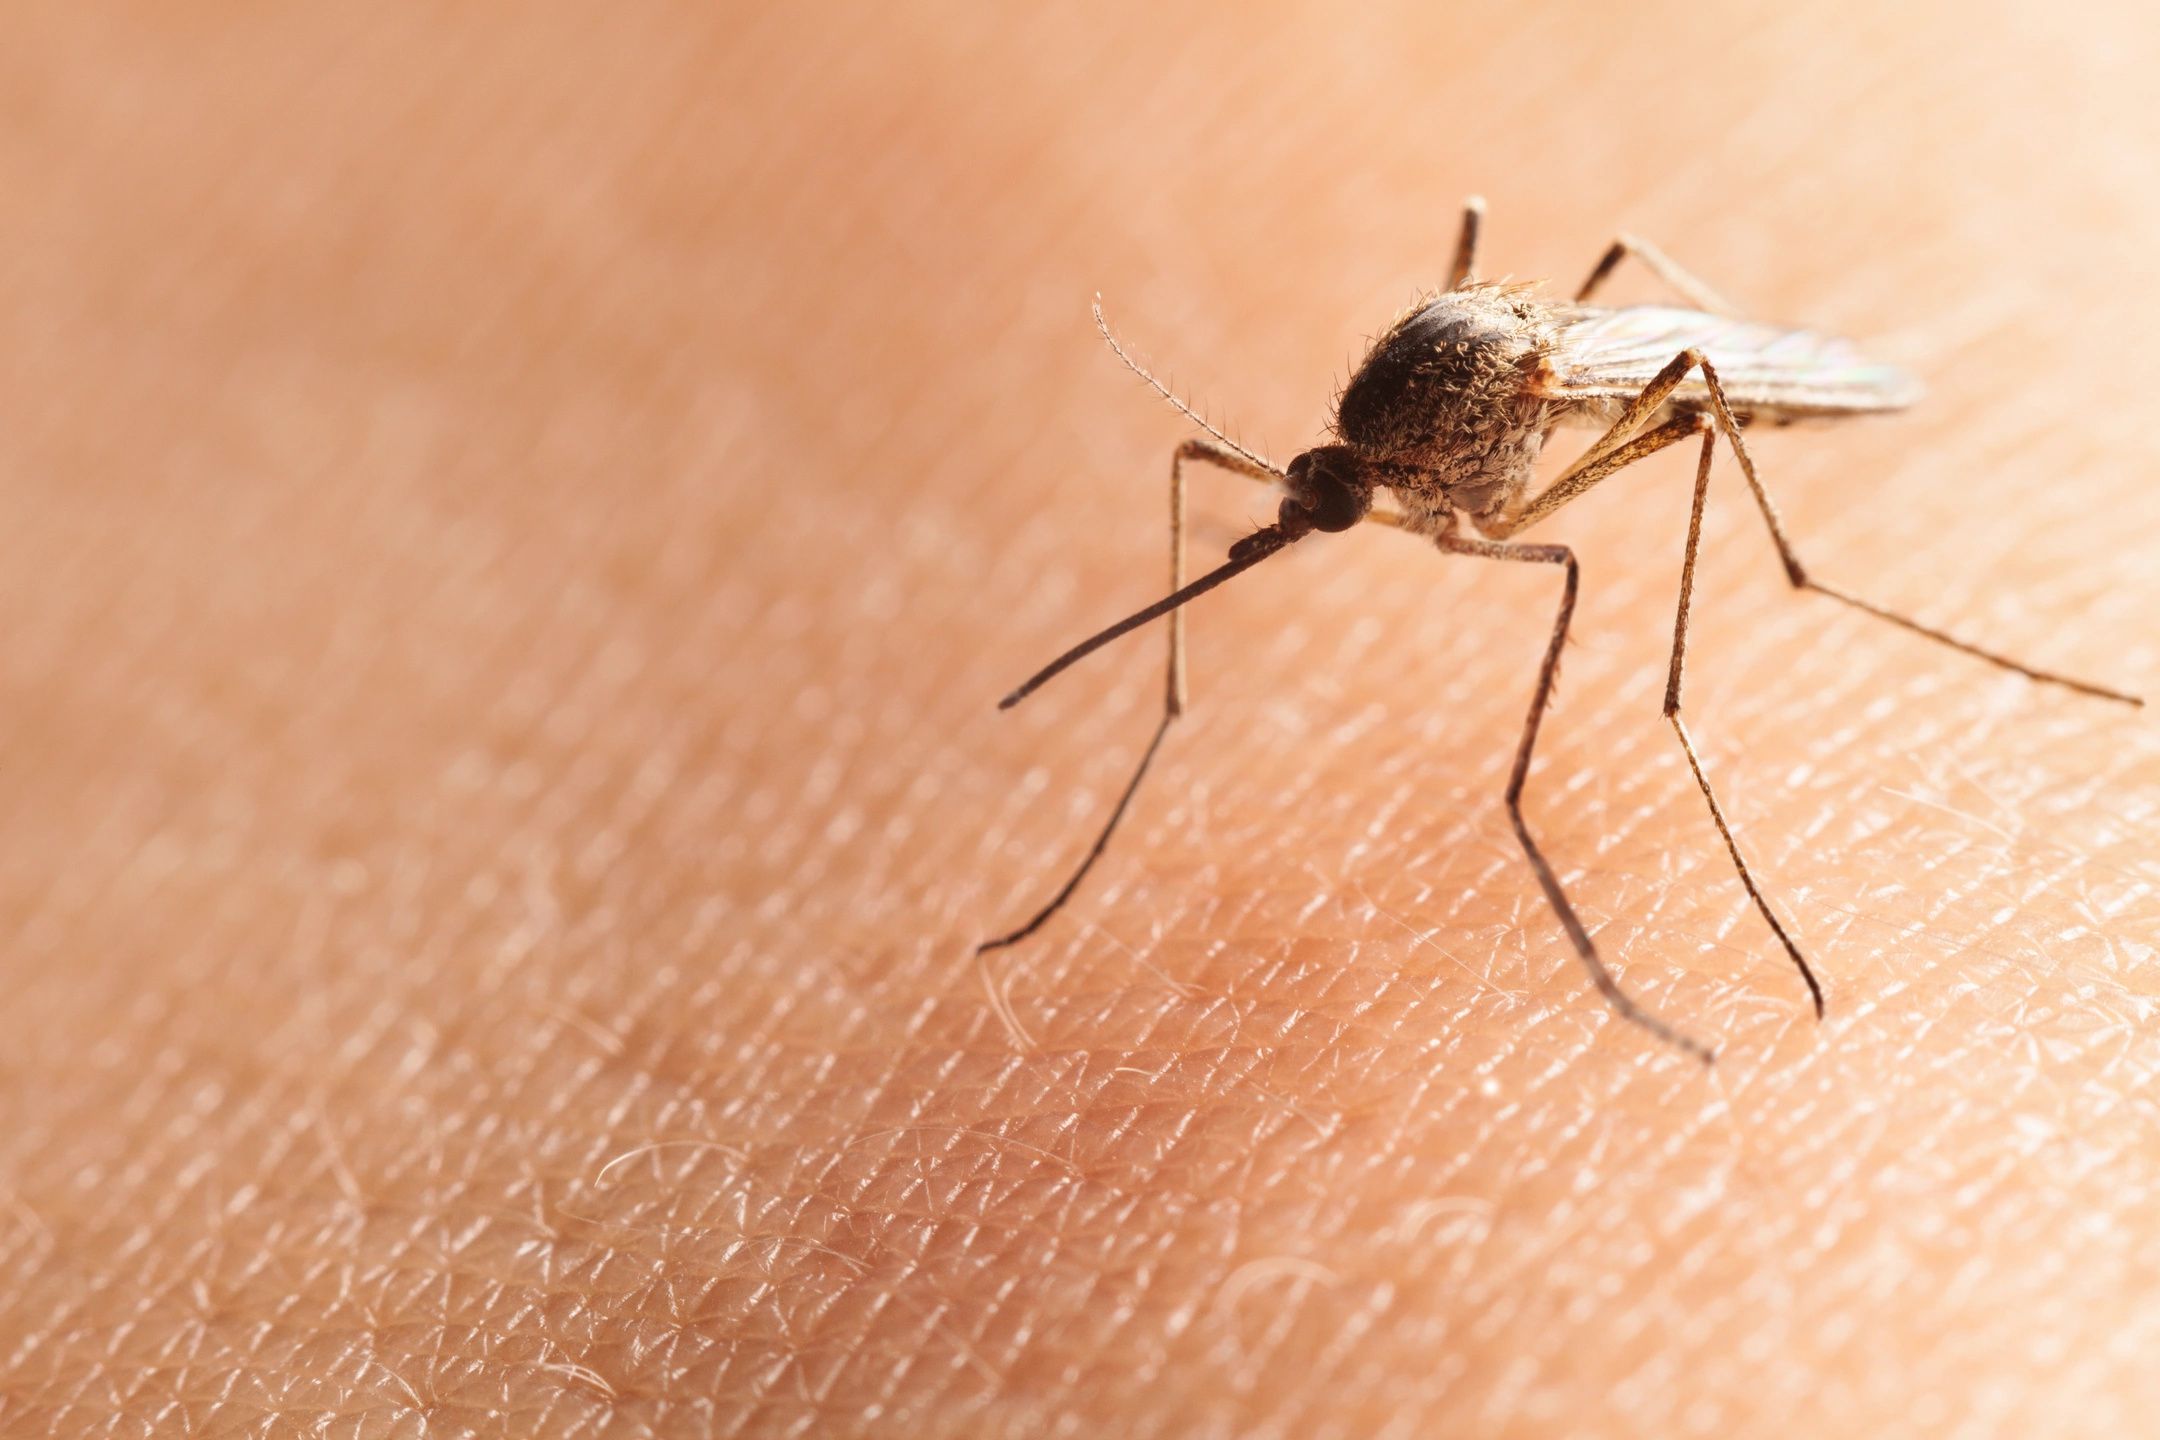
1448, 195, 1487, 290
1687, 356, 2142, 706
1575, 232, 1735, 313
1495, 412, 1706, 538
1439, 529, 1717, 1064
1486, 341, 1718, 540
1528, 344, 2138, 702
979, 437, 1281, 953
1661, 426, 1825, 1017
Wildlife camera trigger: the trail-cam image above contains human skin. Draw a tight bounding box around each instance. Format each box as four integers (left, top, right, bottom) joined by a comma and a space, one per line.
3, 3, 2159, 1437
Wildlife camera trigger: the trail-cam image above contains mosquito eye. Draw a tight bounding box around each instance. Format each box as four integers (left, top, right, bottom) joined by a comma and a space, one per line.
1308, 483, 1363, 532
1301, 463, 1370, 532
1279, 447, 1370, 535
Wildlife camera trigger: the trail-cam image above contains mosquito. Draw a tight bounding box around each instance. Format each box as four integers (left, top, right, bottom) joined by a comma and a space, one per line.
979, 197, 2140, 1063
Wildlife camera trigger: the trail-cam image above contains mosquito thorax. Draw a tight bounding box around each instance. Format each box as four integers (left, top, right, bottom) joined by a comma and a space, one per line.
1334, 288, 1545, 458
1281, 445, 1374, 533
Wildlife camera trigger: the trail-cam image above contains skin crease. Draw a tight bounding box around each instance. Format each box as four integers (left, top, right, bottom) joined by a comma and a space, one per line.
2, 4, 2160, 1438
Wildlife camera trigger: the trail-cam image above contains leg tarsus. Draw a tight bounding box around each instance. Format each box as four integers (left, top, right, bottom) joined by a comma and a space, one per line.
1666, 713, 1826, 1018
980, 438, 1280, 952
977, 711, 1175, 954
1802, 578, 2142, 707
1660, 423, 1824, 1016
1443, 530, 1717, 1065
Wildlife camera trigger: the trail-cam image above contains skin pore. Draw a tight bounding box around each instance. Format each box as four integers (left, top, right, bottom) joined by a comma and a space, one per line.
3, 4, 2157, 1436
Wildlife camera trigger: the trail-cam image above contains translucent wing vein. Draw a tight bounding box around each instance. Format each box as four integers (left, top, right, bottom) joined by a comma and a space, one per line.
1550, 305, 1921, 417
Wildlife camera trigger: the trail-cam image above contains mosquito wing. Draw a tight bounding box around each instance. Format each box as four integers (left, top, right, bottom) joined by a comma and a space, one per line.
1547, 305, 1921, 419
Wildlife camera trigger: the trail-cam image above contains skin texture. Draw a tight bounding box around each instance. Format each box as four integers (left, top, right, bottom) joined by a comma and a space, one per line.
2, 4, 2158, 1437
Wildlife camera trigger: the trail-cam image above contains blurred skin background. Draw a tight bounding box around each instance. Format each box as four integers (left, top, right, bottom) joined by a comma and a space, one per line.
2, 3, 2158, 1436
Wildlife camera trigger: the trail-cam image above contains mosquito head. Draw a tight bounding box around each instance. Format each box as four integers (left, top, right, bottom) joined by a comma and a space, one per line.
1281, 445, 1374, 534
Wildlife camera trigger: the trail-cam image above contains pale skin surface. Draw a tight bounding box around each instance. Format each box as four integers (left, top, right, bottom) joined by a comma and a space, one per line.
3, 4, 2159, 1438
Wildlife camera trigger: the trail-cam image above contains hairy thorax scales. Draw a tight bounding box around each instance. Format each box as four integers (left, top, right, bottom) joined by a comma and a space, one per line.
1333, 284, 1559, 532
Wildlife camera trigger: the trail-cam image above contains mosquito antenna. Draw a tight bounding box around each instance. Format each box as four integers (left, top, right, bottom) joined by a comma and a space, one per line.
1093, 296, 1281, 476
1001, 525, 1302, 710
